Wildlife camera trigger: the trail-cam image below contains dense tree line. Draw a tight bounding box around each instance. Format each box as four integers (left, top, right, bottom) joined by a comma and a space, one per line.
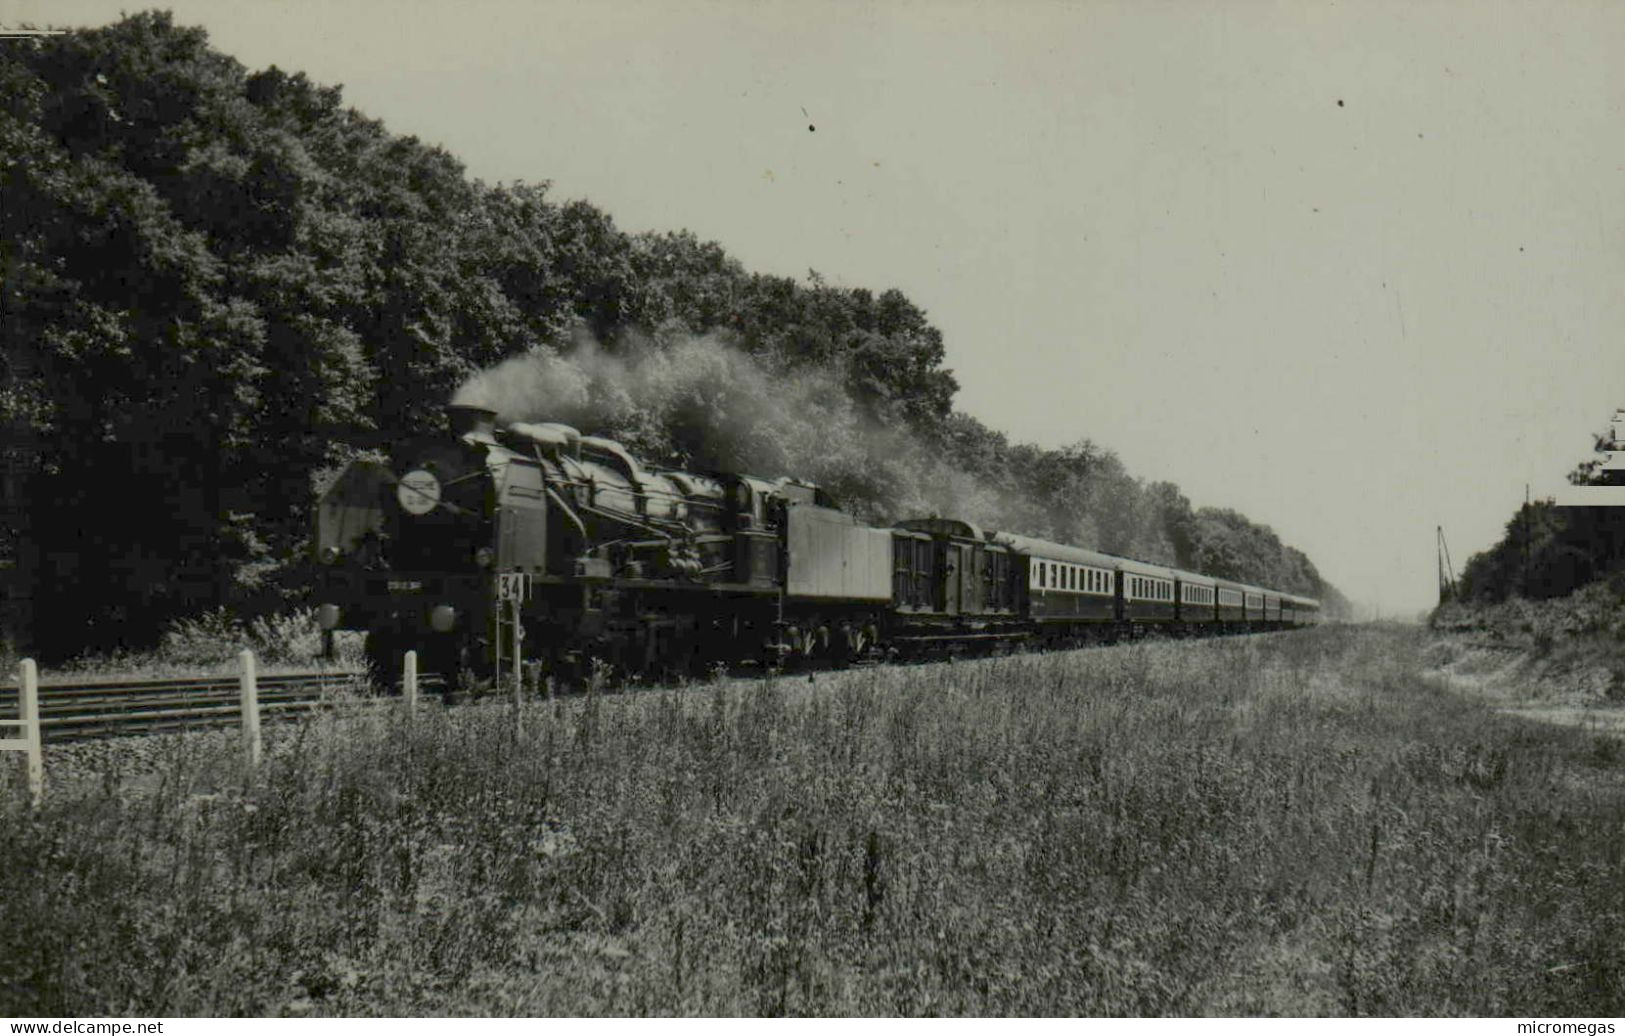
1454, 438, 1625, 604
1, 13, 1344, 658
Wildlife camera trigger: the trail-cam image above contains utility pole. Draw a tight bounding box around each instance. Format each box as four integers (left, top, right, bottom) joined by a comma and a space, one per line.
1436, 525, 1457, 603
1522, 483, 1531, 596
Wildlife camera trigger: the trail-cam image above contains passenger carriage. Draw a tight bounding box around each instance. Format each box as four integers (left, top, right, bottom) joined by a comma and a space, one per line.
1173, 569, 1218, 627
1213, 579, 1247, 627
1119, 557, 1180, 627
987, 531, 1121, 641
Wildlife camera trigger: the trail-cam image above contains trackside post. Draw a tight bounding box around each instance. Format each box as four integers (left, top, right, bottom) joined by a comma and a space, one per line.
1, 659, 44, 808
239, 649, 261, 769
403, 650, 418, 714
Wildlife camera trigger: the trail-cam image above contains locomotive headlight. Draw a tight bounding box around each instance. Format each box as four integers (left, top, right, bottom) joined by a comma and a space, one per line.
429, 605, 457, 633
320, 545, 342, 565
316, 604, 341, 630
474, 546, 494, 568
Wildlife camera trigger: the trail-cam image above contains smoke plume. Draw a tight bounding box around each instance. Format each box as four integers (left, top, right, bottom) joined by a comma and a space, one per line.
451, 328, 1009, 528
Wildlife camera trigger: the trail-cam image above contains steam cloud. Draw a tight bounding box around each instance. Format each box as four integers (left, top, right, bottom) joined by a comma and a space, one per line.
451, 329, 1007, 529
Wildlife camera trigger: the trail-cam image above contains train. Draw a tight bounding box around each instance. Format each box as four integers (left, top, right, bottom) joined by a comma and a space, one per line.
312, 404, 1320, 683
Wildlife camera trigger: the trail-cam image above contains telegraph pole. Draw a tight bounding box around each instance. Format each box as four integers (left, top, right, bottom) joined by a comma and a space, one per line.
1522, 483, 1531, 596
1436, 525, 1456, 603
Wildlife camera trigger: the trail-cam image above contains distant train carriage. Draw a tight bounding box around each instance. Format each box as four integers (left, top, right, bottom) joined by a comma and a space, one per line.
989, 532, 1120, 629
1240, 585, 1266, 626
1264, 590, 1283, 625
1119, 558, 1179, 627
1214, 580, 1247, 625
1174, 569, 1218, 627
1285, 594, 1321, 626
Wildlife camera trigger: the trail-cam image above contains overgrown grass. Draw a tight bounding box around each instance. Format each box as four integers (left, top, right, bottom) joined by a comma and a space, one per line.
1, 627, 1622, 1016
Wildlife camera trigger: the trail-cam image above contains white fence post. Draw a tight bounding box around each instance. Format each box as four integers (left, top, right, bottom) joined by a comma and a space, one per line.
239, 648, 261, 769
403, 650, 418, 714
22, 660, 41, 807
1, 660, 44, 808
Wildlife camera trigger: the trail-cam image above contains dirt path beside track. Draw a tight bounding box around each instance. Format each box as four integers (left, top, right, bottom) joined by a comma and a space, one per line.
1424, 632, 1625, 731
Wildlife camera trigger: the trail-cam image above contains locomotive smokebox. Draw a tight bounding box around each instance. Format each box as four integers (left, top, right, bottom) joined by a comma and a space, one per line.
447, 404, 499, 440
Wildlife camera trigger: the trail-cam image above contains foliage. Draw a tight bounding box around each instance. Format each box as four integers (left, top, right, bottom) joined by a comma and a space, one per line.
1432, 576, 1625, 651
1456, 502, 1625, 605
156, 605, 351, 667
1, 628, 1622, 1015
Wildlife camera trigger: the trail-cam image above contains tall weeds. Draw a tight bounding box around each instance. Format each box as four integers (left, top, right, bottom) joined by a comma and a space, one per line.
0, 627, 1621, 1015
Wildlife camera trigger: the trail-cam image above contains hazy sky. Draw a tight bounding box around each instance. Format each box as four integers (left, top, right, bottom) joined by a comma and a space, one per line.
13, 0, 1625, 614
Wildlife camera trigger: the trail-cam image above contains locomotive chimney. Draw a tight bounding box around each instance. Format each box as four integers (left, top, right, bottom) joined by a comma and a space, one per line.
447, 404, 499, 440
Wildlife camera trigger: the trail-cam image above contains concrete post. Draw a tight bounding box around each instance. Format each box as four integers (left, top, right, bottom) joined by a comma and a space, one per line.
239, 649, 261, 769
403, 649, 418, 715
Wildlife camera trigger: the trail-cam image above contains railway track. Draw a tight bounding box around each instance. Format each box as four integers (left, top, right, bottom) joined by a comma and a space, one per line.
0, 669, 407, 743
0, 626, 1296, 745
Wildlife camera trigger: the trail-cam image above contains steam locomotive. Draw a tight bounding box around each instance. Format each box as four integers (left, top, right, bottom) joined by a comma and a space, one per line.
313, 404, 1320, 683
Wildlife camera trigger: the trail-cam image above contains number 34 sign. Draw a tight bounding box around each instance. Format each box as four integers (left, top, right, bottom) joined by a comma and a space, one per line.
498, 572, 531, 602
